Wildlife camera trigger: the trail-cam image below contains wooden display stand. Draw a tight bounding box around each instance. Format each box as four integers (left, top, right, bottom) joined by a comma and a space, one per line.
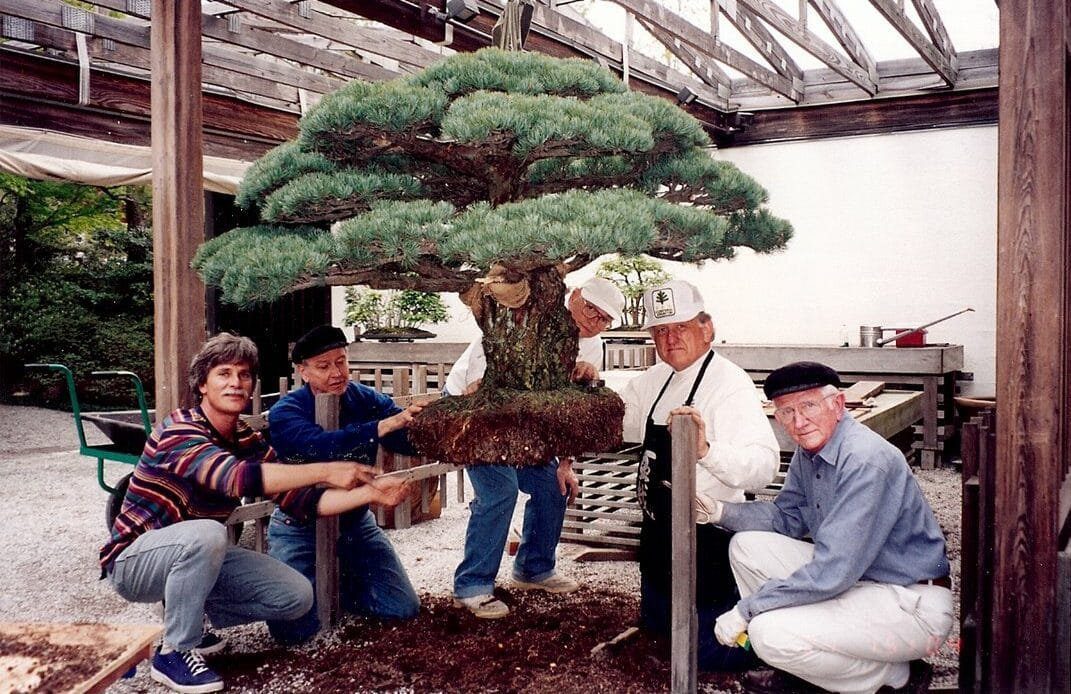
0, 622, 160, 694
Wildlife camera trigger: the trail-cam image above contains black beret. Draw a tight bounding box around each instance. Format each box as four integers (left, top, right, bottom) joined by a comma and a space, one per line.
763, 361, 842, 400
291, 325, 348, 363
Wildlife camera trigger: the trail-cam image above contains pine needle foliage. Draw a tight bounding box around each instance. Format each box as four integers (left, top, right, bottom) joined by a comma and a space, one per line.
234, 142, 336, 211
202, 47, 792, 306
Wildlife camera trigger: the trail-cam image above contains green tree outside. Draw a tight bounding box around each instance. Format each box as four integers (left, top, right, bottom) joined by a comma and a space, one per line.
0, 174, 154, 408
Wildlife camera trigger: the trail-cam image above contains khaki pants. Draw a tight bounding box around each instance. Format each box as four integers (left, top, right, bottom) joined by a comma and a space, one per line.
729, 531, 953, 694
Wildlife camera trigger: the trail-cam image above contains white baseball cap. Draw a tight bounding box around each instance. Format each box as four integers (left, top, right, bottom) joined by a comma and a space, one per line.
642, 280, 705, 328
578, 277, 625, 325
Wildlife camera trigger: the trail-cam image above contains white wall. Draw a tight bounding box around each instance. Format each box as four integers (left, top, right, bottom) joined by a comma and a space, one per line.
334, 125, 998, 394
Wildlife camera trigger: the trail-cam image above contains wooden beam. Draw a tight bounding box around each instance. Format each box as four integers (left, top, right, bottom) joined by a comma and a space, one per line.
633, 16, 731, 98
6, 0, 345, 95
0, 48, 296, 153
0, 92, 281, 161
526, 2, 728, 110
608, 0, 800, 101
718, 87, 997, 147
327, 0, 729, 114
870, 0, 957, 87
910, 0, 958, 64
151, 0, 207, 413
732, 0, 877, 95
728, 48, 997, 110
994, 1, 1068, 691
7, 20, 302, 106
718, 2, 803, 81
218, 0, 446, 70
84, 0, 399, 82
807, 0, 879, 86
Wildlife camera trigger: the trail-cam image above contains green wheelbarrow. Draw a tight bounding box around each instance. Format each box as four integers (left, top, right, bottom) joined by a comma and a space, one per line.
25, 363, 153, 529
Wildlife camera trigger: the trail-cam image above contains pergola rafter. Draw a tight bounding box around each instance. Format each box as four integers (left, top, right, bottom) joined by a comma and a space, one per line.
216, 0, 446, 71
716, 2, 803, 82
728, 0, 877, 95
84, 0, 401, 83
0, 0, 1000, 147
607, 0, 801, 102
807, 0, 879, 88
631, 14, 731, 100
871, 0, 958, 87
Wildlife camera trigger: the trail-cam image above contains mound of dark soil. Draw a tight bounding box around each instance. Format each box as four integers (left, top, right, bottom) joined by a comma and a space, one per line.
217, 590, 742, 693
411, 388, 624, 466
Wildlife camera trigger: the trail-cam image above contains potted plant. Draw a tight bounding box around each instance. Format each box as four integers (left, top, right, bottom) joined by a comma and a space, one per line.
344, 287, 449, 341
596, 256, 671, 329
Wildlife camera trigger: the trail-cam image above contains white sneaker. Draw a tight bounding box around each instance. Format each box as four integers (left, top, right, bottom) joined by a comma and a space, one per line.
511, 573, 580, 594
453, 594, 510, 619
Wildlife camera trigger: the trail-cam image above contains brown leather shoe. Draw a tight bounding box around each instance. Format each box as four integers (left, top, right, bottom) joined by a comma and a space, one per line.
743, 668, 824, 693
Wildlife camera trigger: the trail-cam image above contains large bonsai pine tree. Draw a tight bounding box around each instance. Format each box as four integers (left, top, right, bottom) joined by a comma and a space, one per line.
194, 48, 792, 465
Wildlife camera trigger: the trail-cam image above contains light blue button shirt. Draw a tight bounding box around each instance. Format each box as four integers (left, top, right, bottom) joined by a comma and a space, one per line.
719, 415, 950, 620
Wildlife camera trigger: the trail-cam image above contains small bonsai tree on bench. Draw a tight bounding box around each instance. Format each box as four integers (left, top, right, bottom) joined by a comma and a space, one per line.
345, 287, 449, 341
194, 48, 792, 465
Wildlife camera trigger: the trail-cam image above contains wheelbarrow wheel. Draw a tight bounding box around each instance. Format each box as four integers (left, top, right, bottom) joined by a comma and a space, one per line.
105, 472, 133, 532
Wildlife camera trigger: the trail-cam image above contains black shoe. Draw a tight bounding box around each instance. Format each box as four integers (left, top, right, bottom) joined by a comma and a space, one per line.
743, 667, 824, 693
878, 660, 934, 693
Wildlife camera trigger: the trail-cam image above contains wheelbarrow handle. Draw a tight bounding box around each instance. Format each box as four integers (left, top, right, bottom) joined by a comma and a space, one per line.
91, 371, 152, 435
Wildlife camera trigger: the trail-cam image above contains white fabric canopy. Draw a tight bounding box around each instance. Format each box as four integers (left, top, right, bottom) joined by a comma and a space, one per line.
0, 125, 250, 194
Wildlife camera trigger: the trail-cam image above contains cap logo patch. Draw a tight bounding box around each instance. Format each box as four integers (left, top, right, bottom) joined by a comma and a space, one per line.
653, 289, 676, 319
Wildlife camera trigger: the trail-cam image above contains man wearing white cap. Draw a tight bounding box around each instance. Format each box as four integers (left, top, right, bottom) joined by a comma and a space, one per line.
620, 279, 779, 670
448, 277, 625, 618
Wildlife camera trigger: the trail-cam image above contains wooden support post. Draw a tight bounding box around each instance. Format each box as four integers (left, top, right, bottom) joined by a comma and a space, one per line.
994, 2, 1070, 690
920, 377, 938, 469
150, 0, 205, 416
670, 414, 698, 694
391, 368, 412, 527
314, 393, 341, 629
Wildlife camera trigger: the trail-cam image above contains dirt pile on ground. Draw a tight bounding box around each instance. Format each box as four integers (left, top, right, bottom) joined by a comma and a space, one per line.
217, 591, 744, 694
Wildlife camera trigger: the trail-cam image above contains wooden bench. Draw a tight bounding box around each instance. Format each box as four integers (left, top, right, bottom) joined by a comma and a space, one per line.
562, 388, 923, 551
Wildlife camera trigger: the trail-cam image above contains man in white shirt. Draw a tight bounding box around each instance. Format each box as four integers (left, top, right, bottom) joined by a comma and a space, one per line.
447, 277, 625, 618
620, 279, 779, 670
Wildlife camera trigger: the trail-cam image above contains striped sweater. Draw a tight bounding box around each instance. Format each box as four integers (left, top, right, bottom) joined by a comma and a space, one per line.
99, 407, 270, 571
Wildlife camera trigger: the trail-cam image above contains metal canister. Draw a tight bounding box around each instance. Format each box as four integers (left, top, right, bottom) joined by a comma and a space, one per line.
859, 326, 884, 348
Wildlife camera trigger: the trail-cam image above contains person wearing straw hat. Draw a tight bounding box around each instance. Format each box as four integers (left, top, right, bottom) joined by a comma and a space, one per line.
447, 276, 625, 618
708, 361, 952, 694
619, 279, 779, 671
266, 325, 425, 645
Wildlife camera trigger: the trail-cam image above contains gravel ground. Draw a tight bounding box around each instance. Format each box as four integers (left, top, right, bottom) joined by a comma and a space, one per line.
0, 404, 961, 692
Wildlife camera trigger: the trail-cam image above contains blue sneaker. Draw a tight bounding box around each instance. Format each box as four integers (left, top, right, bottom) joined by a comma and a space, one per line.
150, 648, 223, 693
193, 630, 227, 656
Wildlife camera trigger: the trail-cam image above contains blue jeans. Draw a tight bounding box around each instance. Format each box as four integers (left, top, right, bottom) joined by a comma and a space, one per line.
266, 506, 419, 644
109, 519, 313, 651
453, 460, 567, 598
639, 574, 756, 672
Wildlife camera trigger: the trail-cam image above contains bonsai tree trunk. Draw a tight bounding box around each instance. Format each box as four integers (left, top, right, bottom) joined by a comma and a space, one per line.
410, 265, 623, 466
479, 265, 577, 391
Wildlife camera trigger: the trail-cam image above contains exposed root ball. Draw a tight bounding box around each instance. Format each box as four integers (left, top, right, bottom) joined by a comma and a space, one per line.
410, 387, 624, 465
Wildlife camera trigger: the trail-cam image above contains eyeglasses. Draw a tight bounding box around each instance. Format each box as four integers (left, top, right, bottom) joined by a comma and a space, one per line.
581, 301, 612, 325
773, 393, 837, 424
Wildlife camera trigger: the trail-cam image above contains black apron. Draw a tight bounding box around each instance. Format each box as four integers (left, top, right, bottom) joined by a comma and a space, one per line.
636, 350, 736, 605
